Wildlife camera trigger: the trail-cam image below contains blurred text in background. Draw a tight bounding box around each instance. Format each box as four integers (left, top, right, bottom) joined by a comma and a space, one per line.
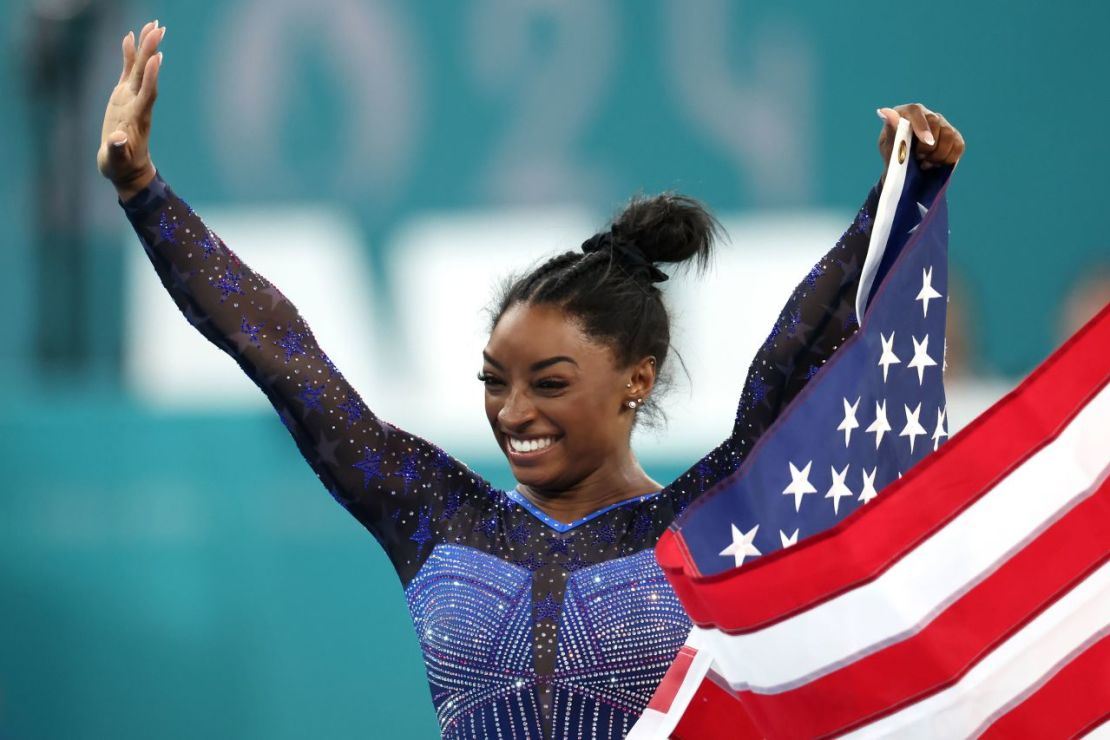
1, 1, 1106, 737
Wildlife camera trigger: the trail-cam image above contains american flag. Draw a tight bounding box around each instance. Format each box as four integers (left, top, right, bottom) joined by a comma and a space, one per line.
674, 118, 951, 580
630, 121, 1110, 737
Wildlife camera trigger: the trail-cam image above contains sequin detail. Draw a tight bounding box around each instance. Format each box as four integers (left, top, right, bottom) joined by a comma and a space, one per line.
120, 173, 880, 740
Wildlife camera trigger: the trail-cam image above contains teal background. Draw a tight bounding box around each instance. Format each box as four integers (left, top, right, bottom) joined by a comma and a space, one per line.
1, 1, 1107, 738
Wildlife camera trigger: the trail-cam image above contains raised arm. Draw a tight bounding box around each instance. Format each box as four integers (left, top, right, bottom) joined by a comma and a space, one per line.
98, 21, 493, 584
666, 105, 965, 512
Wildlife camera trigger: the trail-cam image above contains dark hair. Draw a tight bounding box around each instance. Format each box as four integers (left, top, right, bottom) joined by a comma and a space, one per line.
491, 193, 721, 422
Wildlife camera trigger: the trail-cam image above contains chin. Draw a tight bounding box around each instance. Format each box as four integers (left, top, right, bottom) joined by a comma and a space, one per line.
508, 459, 571, 492
509, 462, 556, 487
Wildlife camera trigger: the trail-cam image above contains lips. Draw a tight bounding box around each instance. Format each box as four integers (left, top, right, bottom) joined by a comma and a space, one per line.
504, 435, 560, 461
508, 436, 555, 453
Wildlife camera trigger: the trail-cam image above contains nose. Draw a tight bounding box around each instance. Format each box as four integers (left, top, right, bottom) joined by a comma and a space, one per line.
497, 386, 535, 430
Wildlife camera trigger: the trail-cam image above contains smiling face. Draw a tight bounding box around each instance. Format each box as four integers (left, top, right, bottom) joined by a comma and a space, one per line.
482, 302, 650, 494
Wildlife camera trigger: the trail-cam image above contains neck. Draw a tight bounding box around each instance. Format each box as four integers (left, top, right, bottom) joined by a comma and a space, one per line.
517, 452, 662, 525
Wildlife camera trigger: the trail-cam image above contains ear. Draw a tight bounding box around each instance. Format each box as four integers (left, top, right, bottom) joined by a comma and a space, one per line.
627, 355, 657, 401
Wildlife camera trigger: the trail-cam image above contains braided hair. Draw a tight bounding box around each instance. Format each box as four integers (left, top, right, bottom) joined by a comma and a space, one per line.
491, 193, 721, 422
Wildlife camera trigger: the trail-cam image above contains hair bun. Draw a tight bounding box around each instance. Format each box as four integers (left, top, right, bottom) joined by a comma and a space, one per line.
609, 193, 719, 273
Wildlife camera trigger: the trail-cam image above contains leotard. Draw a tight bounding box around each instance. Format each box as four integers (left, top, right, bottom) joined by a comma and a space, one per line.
121, 175, 877, 739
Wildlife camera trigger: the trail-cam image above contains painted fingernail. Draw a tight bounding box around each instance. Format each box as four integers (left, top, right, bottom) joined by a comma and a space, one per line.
153, 19, 159, 28
922, 131, 936, 146
112, 137, 128, 147
876, 108, 885, 121
157, 52, 163, 64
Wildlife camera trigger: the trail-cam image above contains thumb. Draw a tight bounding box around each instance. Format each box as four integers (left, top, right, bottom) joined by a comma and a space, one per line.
106, 130, 131, 169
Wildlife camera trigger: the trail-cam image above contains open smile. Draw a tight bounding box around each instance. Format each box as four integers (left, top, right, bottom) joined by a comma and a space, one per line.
504, 435, 560, 462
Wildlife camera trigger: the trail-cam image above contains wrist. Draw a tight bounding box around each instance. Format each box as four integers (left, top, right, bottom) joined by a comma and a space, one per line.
114, 163, 157, 204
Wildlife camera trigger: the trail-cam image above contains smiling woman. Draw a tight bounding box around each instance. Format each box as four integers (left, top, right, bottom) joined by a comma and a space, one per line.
480, 194, 717, 524
98, 18, 964, 740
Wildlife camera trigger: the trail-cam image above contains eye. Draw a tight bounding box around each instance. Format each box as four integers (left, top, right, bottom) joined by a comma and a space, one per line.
535, 378, 568, 392
477, 371, 504, 387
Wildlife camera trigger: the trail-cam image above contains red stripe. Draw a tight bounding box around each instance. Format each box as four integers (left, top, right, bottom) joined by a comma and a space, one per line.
722, 478, 1110, 738
670, 672, 760, 740
657, 302, 1110, 632
979, 632, 1110, 740
645, 645, 699, 714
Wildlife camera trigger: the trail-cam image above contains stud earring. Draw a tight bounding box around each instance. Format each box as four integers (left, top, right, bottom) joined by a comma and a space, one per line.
626, 400, 637, 409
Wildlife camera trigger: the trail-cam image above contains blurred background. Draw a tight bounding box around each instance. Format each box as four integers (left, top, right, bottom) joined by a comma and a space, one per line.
1, 0, 1108, 737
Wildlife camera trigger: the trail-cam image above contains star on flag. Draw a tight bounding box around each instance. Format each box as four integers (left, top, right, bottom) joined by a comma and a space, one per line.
837, 397, 861, 446
719, 524, 761, 567
782, 461, 817, 511
915, 265, 943, 317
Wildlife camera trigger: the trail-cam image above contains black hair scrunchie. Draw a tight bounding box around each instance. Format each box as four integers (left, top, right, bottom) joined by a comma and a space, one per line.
580, 232, 669, 284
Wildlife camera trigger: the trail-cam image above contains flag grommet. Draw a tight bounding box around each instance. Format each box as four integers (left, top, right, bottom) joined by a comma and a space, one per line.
898, 140, 908, 164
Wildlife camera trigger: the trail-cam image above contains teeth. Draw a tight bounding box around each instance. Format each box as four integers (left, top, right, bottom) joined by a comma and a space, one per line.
509, 436, 555, 453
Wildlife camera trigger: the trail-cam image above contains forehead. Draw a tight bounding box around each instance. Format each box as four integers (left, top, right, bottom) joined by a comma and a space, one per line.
486, 303, 615, 366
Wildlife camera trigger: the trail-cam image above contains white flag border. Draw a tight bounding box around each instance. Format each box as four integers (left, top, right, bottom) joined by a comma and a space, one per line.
856, 117, 913, 322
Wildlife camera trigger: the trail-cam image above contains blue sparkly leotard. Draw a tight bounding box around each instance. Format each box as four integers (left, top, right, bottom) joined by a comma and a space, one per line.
121, 175, 878, 739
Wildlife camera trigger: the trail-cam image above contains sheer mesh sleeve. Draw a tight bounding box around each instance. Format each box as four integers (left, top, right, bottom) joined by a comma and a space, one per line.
667, 182, 882, 512
120, 173, 494, 584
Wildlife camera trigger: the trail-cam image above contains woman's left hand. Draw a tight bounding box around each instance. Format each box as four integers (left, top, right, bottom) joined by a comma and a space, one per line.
877, 103, 965, 171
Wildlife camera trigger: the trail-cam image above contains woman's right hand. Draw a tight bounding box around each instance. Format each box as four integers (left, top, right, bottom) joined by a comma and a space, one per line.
97, 20, 165, 202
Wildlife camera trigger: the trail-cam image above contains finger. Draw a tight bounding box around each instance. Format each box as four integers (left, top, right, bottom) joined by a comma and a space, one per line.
904, 106, 936, 147
136, 19, 158, 49
129, 23, 165, 93
118, 31, 136, 84
927, 135, 957, 166
939, 118, 965, 163
137, 52, 161, 107
877, 107, 901, 130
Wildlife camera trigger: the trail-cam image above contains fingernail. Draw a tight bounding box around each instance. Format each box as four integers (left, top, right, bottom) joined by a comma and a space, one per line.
112, 137, 128, 147
157, 52, 163, 64
876, 108, 886, 121
153, 19, 159, 28
923, 131, 936, 146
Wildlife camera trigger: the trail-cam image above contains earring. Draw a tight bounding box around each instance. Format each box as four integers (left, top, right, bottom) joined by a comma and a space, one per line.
626, 382, 633, 388
626, 400, 637, 409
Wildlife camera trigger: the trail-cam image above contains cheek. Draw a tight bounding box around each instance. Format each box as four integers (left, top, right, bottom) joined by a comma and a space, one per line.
558, 390, 620, 442
484, 395, 500, 428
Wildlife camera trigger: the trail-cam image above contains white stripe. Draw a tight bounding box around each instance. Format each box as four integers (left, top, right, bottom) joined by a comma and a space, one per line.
1086, 719, 1110, 739
626, 633, 717, 740
702, 382, 1110, 691
856, 118, 912, 322
845, 561, 1110, 739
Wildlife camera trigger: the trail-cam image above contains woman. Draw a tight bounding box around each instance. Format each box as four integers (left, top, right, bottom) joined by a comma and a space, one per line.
98, 20, 964, 740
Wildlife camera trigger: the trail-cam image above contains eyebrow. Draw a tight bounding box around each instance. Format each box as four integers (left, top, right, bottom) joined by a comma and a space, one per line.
482, 352, 578, 372
530, 355, 578, 372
